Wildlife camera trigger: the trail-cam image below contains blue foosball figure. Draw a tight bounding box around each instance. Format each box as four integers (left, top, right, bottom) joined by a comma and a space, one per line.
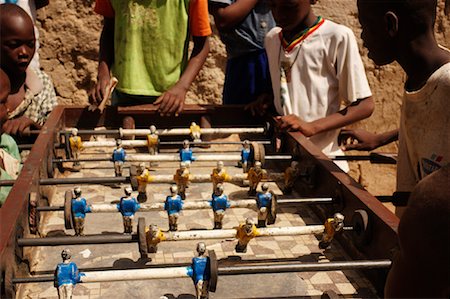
117, 187, 140, 234
180, 139, 195, 164
188, 242, 210, 299
256, 183, 273, 227
240, 140, 251, 173
210, 183, 230, 229
164, 185, 184, 231
71, 187, 91, 236
112, 139, 127, 176
55, 249, 84, 299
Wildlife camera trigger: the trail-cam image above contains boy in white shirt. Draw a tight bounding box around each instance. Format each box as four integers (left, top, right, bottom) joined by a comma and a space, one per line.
250, 0, 374, 172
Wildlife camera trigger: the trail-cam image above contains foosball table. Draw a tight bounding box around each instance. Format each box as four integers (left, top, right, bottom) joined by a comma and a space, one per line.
0, 105, 399, 298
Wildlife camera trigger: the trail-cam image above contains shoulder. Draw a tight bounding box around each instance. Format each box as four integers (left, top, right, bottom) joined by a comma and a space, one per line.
29, 67, 53, 86
319, 20, 356, 42
434, 62, 450, 86
265, 27, 282, 42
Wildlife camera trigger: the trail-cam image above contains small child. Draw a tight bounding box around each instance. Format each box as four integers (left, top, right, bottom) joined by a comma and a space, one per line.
91, 0, 212, 116
0, 0, 50, 69
0, 4, 57, 135
253, 0, 374, 172
209, 0, 275, 104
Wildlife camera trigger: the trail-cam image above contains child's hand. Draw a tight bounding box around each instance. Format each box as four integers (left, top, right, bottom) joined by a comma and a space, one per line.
89, 67, 111, 105
275, 115, 317, 137
2, 116, 35, 135
338, 129, 381, 151
245, 93, 273, 117
154, 85, 186, 117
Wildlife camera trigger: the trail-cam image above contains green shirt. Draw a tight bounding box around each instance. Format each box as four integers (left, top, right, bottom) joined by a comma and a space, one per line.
110, 0, 190, 96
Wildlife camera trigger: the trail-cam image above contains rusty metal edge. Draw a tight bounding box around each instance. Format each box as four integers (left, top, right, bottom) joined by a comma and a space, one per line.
0, 105, 64, 296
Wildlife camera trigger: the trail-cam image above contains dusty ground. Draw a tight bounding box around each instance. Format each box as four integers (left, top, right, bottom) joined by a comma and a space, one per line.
35, 0, 449, 195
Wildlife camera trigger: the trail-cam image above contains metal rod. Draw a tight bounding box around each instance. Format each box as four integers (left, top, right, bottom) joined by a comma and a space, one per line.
36, 197, 335, 213
0, 172, 284, 187
17, 234, 137, 247
80, 140, 272, 148
53, 153, 292, 163
12, 259, 391, 284
329, 153, 397, 164
30, 127, 266, 136
17, 225, 334, 247
218, 260, 392, 275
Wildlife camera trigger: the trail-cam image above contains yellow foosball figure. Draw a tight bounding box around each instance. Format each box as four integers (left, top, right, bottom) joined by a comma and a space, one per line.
190, 121, 202, 142
247, 161, 267, 196
174, 162, 190, 200
210, 161, 231, 192
145, 224, 166, 253
235, 218, 259, 253
136, 163, 153, 203
319, 213, 345, 249
146, 125, 159, 155
69, 128, 83, 171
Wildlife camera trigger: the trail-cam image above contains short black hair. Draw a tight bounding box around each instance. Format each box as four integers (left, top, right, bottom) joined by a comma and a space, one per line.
359, 0, 437, 34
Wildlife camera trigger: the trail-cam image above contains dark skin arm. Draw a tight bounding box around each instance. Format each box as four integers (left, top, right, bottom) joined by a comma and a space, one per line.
154, 35, 209, 116
275, 97, 375, 137
385, 166, 450, 298
2, 117, 39, 135
339, 128, 399, 151
209, 0, 258, 31
90, 16, 114, 106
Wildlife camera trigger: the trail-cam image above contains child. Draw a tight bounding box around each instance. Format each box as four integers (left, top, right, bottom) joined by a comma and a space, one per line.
0, 3, 57, 135
0, 0, 50, 69
0, 69, 21, 206
91, 0, 211, 116
343, 0, 450, 216
253, 0, 375, 172
355, 0, 449, 296
209, 0, 275, 104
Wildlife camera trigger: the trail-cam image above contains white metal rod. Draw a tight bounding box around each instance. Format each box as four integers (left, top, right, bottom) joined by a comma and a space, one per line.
121, 127, 265, 136
81, 266, 189, 283
164, 225, 326, 241
257, 225, 325, 236
89, 199, 258, 213
126, 154, 242, 162
83, 140, 147, 148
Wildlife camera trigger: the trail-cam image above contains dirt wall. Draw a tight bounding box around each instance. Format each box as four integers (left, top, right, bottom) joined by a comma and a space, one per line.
35, 0, 449, 195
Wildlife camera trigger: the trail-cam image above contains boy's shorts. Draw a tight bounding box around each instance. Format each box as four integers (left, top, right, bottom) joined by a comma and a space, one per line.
111, 90, 158, 107
223, 49, 272, 105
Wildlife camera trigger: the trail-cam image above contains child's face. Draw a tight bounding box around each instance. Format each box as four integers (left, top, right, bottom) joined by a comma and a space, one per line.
270, 0, 312, 32
0, 16, 35, 76
357, 0, 396, 65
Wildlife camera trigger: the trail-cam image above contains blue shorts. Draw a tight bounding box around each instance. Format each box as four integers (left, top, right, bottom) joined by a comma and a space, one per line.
223, 49, 273, 105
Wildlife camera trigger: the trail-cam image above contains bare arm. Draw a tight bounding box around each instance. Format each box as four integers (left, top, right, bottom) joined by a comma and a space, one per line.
276, 97, 375, 137
339, 128, 399, 151
154, 35, 210, 116
90, 17, 115, 105
385, 166, 450, 298
209, 0, 258, 31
